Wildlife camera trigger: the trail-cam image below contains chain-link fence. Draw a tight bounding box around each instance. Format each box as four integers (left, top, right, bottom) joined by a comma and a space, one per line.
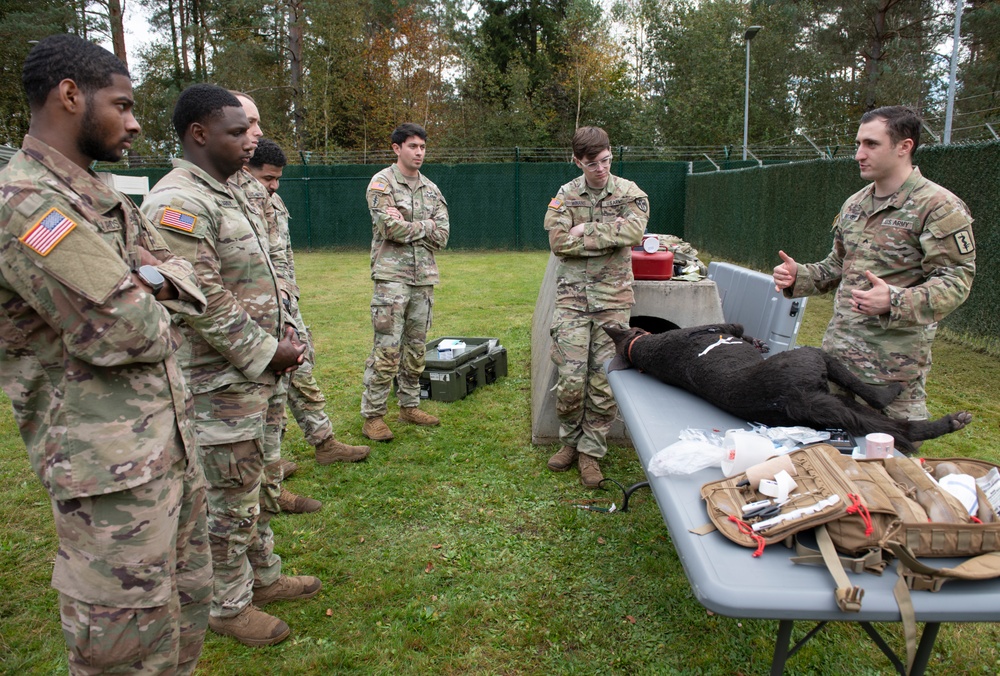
685, 140, 1000, 354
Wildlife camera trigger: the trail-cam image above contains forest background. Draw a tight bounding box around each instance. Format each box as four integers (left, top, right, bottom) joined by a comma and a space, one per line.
0, 0, 998, 162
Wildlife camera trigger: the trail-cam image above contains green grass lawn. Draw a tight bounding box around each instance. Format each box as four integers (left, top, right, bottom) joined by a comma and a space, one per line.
1, 250, 998, 674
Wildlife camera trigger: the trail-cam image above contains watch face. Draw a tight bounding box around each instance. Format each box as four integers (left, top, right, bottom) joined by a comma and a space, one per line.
139, 265, 165, 289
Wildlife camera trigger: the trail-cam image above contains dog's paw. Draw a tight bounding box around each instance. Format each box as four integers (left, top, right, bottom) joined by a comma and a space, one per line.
949, 411, 973, 431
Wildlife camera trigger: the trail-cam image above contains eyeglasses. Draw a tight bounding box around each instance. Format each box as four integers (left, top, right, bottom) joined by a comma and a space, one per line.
582, 155, 613, 170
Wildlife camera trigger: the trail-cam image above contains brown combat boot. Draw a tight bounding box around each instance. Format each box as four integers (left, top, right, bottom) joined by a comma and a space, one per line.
276, 488, 322, 514
578, 454, 604, 488
362, 416, 394, 441
208, 604, 290, 647
265, 458, 299, 481
315, 435, 371, 464
547, 445, 578, 472
253, 575, 323, 607
398, 407, 440, 426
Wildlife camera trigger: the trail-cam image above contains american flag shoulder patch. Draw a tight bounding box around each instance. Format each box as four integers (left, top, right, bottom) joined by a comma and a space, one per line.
548, 198, 563, 210
370, 180, 389, 192
160, 207, 197, 232
21, 207, 77, 256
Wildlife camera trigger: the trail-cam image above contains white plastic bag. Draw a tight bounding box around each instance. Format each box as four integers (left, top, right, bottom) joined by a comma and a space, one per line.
647, 439, 727, 476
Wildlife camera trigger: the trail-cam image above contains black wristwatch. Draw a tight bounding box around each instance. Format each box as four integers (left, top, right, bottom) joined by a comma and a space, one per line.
137, 265, 165, 295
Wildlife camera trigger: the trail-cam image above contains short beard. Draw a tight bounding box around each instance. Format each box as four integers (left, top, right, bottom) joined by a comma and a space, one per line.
76, 94, 123, 163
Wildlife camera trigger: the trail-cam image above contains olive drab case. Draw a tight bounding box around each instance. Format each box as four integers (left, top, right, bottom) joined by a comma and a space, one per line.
700, 444, 1000, 674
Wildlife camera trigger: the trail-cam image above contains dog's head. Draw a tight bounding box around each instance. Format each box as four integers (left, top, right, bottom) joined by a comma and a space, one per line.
603, 324, 649, 365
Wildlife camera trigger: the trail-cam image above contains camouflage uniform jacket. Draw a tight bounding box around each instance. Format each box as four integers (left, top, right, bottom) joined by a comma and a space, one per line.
236, 168, 297, 298
544, 174, 649, 312
787, 167, 976, 384
0, 136, 206, 500
366, 164, 449, 285
270, 191, 299, 297
141, 159, 284, 395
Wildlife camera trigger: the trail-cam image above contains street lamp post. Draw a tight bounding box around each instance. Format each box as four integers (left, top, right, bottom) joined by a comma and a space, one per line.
743, 25, 763, 161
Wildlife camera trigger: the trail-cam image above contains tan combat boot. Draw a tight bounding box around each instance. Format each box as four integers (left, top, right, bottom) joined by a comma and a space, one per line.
208, 604, 290, 646
547, 445, 578, 472
276, 488, 322, 514
315, 435, 371, 464
265, 458, 299, 481
398, 407, 440, 426
253, 575, 323, 607
578, 454, 604, 488
362, 416, 394, 442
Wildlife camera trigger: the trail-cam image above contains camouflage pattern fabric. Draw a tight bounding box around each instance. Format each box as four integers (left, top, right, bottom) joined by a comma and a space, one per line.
544, 173, 648, 457
549, 308, 629, 458
366, 164, 449, 285
141, 158, 284, 395
0, 136, 211, 671
260, 374, 288, 513
236, 169, 296, 298
362, 164, 448, 418
288, 322, 334, 445
142, 159, 287, 618
361, 281, 433, 418
544, 174, 649, 313
266, 189, 332, 446
58, 460, 212, 675
787, 167, 976, 419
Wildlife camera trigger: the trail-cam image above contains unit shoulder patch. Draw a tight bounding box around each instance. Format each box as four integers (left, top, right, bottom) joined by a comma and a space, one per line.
954, 229, 975, 255
21, 207, 77, 256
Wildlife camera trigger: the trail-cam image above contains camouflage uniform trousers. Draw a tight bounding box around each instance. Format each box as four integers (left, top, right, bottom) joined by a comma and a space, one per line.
260, 374, 289, 515
550, 307, 629, 459
194, 382, 281, 618
361, 281, 433, 418
57, 458, 213, 675
286, 302, 333, 446
829, 378, 928, 421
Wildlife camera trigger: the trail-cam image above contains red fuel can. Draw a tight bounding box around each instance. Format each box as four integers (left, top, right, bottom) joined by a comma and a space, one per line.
631, 249, 674, 280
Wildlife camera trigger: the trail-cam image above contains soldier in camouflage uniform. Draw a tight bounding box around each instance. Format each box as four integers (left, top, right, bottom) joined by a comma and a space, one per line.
141, 84, 320, 647
233, 99, 364, 519
0, 35, 212, 674
361, 123, 450, 442
544, 127, 648, 487
245, 138, 370, 473
774, 106, 976, 422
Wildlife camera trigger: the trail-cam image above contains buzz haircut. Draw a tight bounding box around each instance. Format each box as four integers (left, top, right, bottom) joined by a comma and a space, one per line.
248, 138, 287, 168
571, 126, 610, 161
22, 34, 129, 108
171, 83, 242, 139
391, 122, 427, 147
861, 106, 921, 156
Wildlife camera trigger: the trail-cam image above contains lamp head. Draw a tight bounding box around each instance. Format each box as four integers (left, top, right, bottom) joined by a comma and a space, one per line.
744, 25, 763, 41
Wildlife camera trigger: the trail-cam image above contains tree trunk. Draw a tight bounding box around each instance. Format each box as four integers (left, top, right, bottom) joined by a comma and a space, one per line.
108, 0, 128, 69
864, 0, 891, 110
287, 0, 305, 146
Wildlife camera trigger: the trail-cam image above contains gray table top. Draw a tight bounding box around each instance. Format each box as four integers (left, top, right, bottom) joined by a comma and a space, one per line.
608, 365, 1000, 622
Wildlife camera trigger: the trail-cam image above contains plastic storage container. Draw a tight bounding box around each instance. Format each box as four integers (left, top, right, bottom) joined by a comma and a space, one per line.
631, 249, 674, 280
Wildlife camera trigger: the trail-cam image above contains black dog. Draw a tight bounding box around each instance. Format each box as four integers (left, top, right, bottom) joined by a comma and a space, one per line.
604, 323, 972, 452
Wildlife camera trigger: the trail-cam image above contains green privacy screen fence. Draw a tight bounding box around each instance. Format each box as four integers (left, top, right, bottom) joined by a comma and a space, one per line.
112, 155, 690, 250
275, 158, 689, 250
684, 141, 1000, 354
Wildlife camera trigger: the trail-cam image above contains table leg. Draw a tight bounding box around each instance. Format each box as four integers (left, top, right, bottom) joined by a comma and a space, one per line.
770, 620, 794, 676
911, 622, 940, 676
